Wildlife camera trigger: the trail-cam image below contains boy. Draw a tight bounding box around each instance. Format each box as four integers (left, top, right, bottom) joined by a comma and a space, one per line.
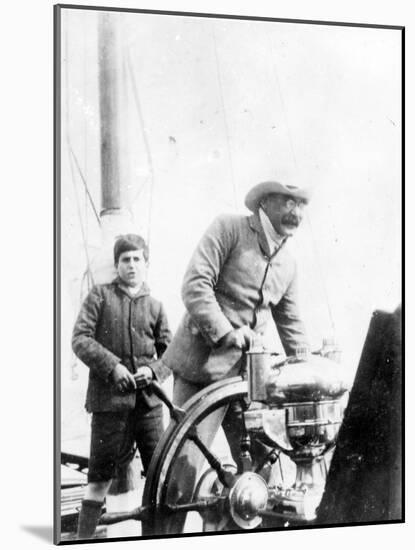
72, 234, 171, 539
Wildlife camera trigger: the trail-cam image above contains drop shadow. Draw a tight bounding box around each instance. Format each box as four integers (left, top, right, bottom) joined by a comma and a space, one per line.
20, 525, 53, 543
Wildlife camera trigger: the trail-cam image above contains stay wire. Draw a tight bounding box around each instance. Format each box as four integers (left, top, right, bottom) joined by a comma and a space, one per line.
267, 30, 336, 334
83, 19, 89, 277
64, 20, 96, 384
305, 211, 336, 333
68, 144, 101, 227
266, 30, 299, 174
211, 23, 239, 211
67, 144, 95, 288
125, 47, 156, 248
64, 23, 96, 288
121, 53, 149, 215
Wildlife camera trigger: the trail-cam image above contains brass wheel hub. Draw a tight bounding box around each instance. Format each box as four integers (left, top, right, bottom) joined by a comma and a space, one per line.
228, 472, 268, 529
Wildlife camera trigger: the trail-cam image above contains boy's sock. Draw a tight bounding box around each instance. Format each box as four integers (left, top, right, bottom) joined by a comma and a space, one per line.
76, 499, 104, 539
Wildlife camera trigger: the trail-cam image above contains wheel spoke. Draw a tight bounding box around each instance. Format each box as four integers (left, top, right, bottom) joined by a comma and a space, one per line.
187, 426, 236, 488
163, 496, 226, 514
100, 506, 149, 525
239, 432, 253, 472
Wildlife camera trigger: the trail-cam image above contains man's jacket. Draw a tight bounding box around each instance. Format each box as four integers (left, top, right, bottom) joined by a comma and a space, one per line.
163, 213, 308, 384
72, 279, 172, 412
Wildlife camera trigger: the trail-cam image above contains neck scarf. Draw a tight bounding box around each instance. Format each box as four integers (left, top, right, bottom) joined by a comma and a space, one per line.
259, 207, 285, 254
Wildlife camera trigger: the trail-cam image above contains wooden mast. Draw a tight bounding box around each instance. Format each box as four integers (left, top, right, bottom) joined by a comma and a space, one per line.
94, 13, 139, 533
93, 12, 133, 284
98, 12, 122, 216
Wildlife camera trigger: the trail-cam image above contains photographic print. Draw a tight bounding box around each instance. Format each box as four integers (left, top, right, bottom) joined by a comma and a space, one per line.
54, 4, 403, 544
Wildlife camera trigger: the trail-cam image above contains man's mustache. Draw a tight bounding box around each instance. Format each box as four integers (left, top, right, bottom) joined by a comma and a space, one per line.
282, 215, 299, 226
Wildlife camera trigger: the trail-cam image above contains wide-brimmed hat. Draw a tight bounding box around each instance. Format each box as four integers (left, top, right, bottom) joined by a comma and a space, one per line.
244, 180, 311, 212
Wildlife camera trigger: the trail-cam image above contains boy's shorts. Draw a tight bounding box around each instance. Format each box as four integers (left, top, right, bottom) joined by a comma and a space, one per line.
88, 402, 163, 483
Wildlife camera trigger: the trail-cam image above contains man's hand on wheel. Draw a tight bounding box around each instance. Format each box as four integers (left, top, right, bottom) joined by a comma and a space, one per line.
219, 326, 256, 350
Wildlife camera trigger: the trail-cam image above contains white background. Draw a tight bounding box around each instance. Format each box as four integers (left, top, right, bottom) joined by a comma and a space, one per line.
0, 0, 411, 549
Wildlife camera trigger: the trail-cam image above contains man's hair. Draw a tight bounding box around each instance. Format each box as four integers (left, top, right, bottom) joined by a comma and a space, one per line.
113, 234, 149, 264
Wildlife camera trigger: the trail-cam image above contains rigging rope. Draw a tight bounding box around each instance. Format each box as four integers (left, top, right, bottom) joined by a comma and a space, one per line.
211, 23, 239, 211
64, 25, 95, 294
266, 29, 336, 335
67, 144, 95, 288
267, 32, 299, 174
304, 212, 336, 333
83, 21, 89, 273
125, 48, 156, 248
68, 145, 101, 227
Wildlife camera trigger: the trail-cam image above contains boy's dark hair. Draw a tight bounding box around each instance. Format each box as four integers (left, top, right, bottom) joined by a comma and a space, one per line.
113, 234, 149, 264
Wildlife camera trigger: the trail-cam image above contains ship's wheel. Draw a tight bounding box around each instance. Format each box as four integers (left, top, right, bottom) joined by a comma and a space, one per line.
141, 377, 292, 536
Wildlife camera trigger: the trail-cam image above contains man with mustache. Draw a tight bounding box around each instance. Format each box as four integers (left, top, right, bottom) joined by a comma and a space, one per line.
161, 180, 310, 531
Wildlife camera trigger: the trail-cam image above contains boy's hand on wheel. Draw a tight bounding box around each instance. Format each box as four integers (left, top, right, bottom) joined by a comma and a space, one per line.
112, 363, 137, 391
134, 366, 154, 388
